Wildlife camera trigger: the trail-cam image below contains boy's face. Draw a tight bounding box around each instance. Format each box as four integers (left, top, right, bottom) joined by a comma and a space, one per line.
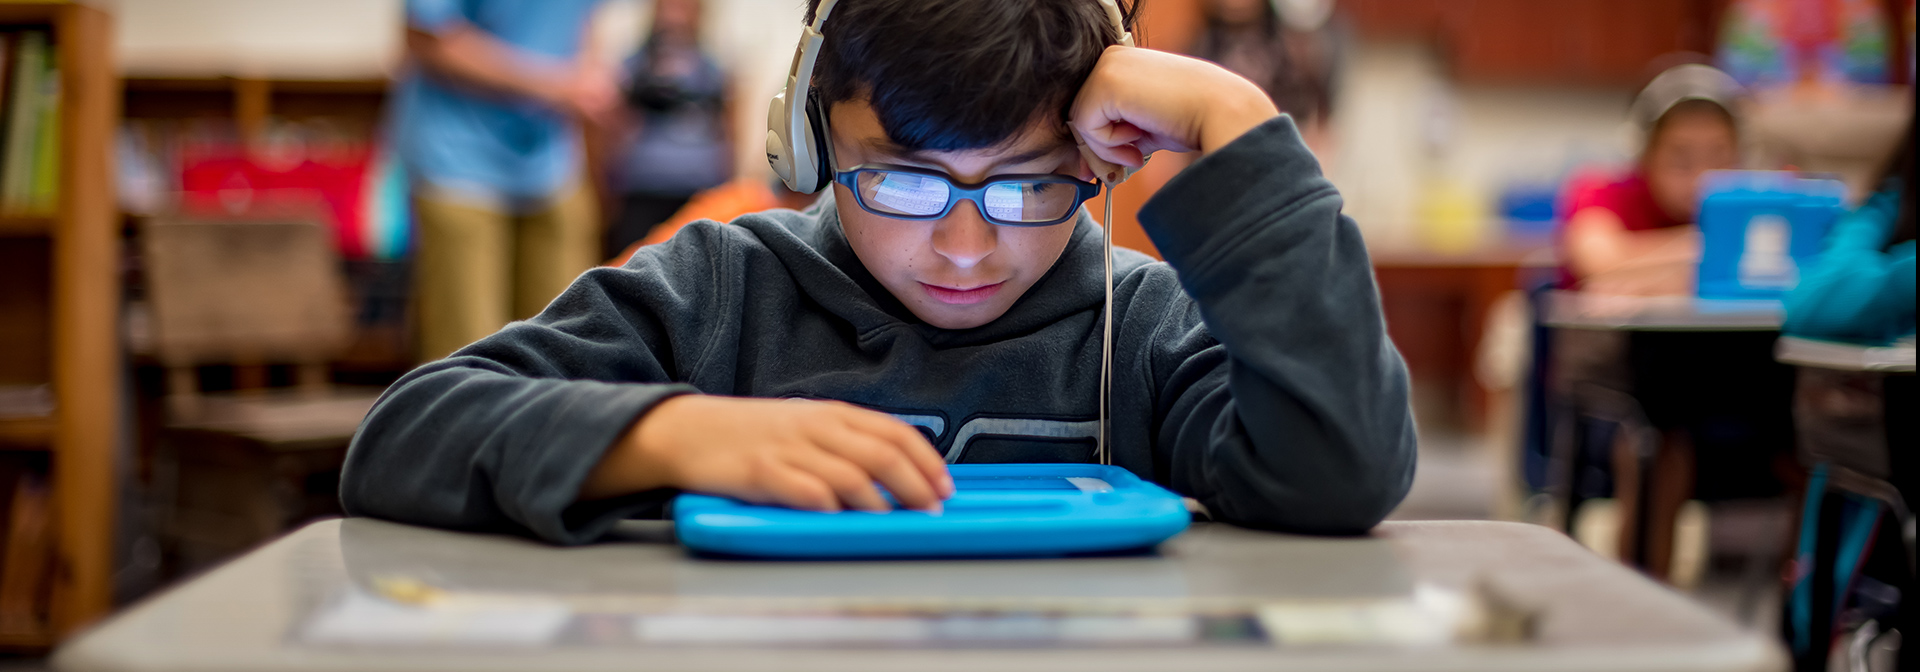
1643, 109, 1738, 223
828, 99, 1084, 330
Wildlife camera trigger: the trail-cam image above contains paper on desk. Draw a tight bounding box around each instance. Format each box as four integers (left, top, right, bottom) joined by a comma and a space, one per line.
300, 587, 571, 648
295, 577, 1502, 649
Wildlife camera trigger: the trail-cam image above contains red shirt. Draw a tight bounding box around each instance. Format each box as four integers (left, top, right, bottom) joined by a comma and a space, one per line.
1556, 169, 1687, 287
1561, 169, 1686, 232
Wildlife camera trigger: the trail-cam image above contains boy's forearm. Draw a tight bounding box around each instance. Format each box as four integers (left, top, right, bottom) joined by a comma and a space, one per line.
1139, 116, 1416, 533
407, 23, 572, 105
579, 395, 706, 502
343, 353, 696, 544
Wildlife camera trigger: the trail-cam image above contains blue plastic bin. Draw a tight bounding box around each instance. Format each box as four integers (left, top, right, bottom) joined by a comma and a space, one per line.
673, 463, 1191, 559
1695, 171, 1845, 300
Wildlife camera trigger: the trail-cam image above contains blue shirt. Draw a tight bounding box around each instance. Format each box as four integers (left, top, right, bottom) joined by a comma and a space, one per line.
1785, 187, 1918, 344
390, 0, 603, 199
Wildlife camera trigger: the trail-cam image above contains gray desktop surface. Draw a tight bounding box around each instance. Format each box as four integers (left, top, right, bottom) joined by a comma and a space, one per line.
55, 518, 1784, 672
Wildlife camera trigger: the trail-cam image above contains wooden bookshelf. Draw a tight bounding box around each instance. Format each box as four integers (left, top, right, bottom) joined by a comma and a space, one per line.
0, 214, 49, 235
0, 1, 119, 649
123, 75, 387, 142
0, 417, 53, 448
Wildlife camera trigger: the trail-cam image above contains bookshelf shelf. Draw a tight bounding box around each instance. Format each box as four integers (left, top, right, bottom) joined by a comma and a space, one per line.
0, 214, 49, 235
0, 628, 52, 650
0, 416, 52, 448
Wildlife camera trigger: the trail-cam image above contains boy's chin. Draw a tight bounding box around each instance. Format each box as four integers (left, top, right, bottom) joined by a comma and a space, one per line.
904, 300, 1013, 330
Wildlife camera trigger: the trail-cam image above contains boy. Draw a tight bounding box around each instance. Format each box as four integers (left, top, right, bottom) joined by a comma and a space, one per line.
343, 0, 1416, 544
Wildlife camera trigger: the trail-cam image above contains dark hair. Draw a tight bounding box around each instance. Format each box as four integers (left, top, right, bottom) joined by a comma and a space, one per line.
1879, 118, 1914, 249
806, 0, 1140, 152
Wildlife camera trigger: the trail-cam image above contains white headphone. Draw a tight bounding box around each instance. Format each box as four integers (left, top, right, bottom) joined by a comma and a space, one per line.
764, 0, 1135, 194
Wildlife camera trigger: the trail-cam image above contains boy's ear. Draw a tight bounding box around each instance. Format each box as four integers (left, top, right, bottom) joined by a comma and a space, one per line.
1070, 152, 1097, 183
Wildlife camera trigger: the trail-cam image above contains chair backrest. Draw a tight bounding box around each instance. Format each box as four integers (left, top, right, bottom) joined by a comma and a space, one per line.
143, 216, 352, 376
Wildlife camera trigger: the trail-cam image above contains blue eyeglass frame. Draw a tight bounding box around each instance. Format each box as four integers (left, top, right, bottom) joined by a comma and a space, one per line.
832, 163, 1103, 227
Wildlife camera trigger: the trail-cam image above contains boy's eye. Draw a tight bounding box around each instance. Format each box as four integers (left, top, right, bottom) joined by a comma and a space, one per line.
866, 172, 951, 216
984, 182, 1075, 223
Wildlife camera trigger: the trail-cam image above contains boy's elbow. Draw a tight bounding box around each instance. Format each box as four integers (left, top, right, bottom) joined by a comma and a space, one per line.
1214, 431, 1417, 536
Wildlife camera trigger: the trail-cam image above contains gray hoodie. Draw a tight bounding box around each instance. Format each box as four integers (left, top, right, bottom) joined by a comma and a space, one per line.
342, 117, 1417, 544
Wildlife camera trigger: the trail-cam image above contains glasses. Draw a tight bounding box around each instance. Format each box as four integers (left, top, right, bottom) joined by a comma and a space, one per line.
833, 164, 1102, 227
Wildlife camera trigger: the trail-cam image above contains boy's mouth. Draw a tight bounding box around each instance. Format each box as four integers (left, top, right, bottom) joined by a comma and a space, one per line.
919, 281, 1005, 305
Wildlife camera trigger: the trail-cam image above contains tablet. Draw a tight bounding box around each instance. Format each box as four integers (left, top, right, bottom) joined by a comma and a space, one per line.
673, 463, 1191, 559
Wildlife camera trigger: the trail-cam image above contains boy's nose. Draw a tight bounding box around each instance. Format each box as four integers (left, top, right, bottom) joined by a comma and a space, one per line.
930, 202, 998, 269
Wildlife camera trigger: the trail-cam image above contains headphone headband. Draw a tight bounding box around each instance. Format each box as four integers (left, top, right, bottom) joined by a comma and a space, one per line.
766, 0, 1133, 193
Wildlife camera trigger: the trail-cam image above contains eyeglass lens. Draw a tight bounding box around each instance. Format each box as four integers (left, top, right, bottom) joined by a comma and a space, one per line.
857, 171, 1079, 223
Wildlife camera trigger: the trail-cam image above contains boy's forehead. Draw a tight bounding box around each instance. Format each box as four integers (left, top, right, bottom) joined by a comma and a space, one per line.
863, 135, 1076, 168
841, 102, 1076, 169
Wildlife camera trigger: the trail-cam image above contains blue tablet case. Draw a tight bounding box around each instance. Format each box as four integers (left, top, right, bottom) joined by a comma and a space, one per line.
673, 464, 1191, 559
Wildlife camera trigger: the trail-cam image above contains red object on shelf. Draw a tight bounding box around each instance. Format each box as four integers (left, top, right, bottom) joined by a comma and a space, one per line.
176, 143, 373, 257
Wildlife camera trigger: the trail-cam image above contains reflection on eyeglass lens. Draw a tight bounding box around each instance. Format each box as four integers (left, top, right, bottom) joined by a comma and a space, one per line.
860, 171, 1076, 223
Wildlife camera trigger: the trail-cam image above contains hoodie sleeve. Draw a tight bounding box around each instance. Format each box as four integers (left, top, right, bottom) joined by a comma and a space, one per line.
1784, 191, 1918, 343
1136, 115, 1417, 535
340, 222, 752, 545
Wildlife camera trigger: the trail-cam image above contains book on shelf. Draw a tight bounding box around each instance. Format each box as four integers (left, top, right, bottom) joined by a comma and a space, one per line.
0, 468, 52, 637
0, 385, 51, 420
0, 29, 57, 217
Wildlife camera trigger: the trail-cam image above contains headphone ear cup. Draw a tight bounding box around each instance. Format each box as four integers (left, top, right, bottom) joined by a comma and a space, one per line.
765, 90, 797, 190
804, 92, 832, 193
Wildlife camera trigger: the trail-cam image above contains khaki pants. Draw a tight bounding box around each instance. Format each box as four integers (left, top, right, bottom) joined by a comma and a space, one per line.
413, 182, 598, 361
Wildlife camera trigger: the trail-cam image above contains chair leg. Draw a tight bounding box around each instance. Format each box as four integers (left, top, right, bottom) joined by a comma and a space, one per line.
294, 362, 330, 398
233, 363, 269, 394
164, 366, 201, 421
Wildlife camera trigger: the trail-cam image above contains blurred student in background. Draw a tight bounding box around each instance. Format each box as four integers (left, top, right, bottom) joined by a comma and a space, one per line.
1553, 64, 1792, 583
1786, 118, 1916, 345
603, 0, 734, 259
391, 0, 613, 361
1189, 0, 1341, 147
1561, 64, 1744, 296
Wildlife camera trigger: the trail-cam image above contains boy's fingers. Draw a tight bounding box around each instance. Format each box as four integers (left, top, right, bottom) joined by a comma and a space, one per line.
1086, 140, 1145, 171
820, 428, 943, 510
839, 410, 953, 499
1071, 120, 1146, 169
756, 465, 840, 512
785, 448, 892, 513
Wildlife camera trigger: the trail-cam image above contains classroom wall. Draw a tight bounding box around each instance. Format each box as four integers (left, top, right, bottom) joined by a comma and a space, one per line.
105, 0, 1643, 251
1325, 40, 1635, 251
114, 0, 403, 79
109, 0, 804, 182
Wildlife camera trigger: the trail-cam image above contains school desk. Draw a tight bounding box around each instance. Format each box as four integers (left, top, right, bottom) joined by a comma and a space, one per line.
1773, 336, 1914, 671
53, 517, 1786, 672
1774, 336, 1917, 373
1542, 291, 1784, 331
1538, 290, 1790, 582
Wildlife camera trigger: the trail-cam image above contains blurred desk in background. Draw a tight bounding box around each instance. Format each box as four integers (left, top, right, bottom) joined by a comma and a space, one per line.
1542, 291, 1784, 332
1774, 336, 1917, 374
1773, 337, 1914, 671
1372, 246, 1555, 435
54, 517, 1784, 672
1539, 290, 1794, 584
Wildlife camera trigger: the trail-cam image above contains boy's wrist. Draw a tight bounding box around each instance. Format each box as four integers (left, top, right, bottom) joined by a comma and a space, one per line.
580, 394, 690, 500
1198, 86, 1280, 157
627, 395, 689, 490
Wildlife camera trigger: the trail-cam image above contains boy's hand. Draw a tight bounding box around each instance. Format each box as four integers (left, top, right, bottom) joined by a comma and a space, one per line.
1069, 46, 1279, 180
580, 395, 954, 513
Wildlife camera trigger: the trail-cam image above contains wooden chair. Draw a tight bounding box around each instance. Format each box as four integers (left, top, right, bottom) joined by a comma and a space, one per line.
142, 215, 380, 572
